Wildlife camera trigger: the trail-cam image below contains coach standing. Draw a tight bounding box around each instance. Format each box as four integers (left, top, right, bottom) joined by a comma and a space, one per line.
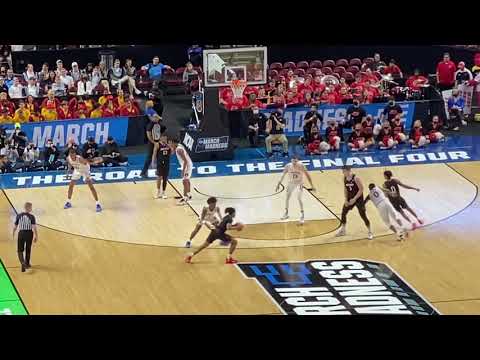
12, 202, 38, 273
436, 53, 456, 92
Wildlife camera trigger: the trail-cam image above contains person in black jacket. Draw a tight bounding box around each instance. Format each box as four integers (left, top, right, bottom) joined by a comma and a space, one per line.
101, 136, 128, 166
302, 104, 322, 145
43, 139, 62, 171
82, 137, 100, 166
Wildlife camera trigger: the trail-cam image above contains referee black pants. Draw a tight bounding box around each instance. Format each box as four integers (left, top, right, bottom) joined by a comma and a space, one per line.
17, 230, 33, 266
340, 197, 370, 227
141, 142, 155, 175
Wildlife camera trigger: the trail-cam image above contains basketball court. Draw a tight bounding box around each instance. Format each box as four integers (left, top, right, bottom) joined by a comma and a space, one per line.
1, 46, 480, 315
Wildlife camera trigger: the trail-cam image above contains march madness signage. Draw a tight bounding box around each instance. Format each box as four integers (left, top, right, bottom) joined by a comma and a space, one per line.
195, 136, 229, 153
2, 117, 129, 149
237, 259, 439, 315
260, 102, 416, 136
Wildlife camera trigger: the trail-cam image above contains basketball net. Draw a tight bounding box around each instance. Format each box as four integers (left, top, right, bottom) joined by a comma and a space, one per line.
230, 79, 247, 99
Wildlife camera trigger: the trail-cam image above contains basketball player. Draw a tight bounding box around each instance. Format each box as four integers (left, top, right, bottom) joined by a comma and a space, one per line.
325, 120, 341, 151
426, 115, 445, 143
391, 115, 407, 144
376, 122, 398, 150
383, 170, 423, 228
185, 207, 242, 264
364, 183, 408, 241
185, 196, 222, 248
336, 165, 373, 239
172, 138, 193, 205
276, 155, 315, 224
409, 120, 429, 148
64, 148, 102, 212
154, 135, 172, 199
348, 123, 369, 151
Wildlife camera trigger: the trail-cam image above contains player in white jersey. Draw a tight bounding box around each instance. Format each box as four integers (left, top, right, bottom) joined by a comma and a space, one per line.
172, 138, 193, 205
364, 183, 408, 241
185, 197, 222, 248
64, 148, 103, 212
276, 155, 315, 224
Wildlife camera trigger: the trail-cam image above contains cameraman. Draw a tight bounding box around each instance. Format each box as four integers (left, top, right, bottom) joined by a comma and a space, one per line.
82, 137, 100, 165
5, 139, 19, 171
302, 104, 322, 145
101, 136, 128, 166
0, 126, 7, 155
22, 142, 40, 172
10, 124, 28, 157
43, 139, 62, 171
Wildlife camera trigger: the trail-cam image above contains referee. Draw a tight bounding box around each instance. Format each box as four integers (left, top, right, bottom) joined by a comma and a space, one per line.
12, 202, 38, 273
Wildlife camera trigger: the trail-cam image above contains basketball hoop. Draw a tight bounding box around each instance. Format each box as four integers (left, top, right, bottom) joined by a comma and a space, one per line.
230, 79, 247, 99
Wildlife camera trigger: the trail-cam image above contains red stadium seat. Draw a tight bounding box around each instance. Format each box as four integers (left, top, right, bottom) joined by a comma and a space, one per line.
373, 71, 383, 80
294, 68, 306, 77
296, 61, 309, 70
336, 59, 349, 67
343, 71, 355, 83
268, 69, 279, 78
306, 68, 318, 76
270, 62, 283, 70
323, 60, 335, 68
363, 57, 374, 65
309, 60, 322, 68
321, 67, 333, 75
331, 73, 341, 80
349, 58, 362, 67
347, 65, 360, 74
279, 69, 289, 77
176, 67, 185, 75
283, 61, 296, 70
334, 66, 346, 75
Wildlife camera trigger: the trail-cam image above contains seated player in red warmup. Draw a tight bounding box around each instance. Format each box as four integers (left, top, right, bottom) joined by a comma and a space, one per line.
303, 91, 314, 106
226, 94, 249, 111
390, 115, 407, 144
426, 115, 445, 143
243, 86, 259, 98
348, 123, 369, 151
361, 115, 375, 147
306, 125, 330, 155
58, 100, 74, 120
285, 91, 299, 106
298, 77, 314, 95
219, 87, 234, 108
409, 120, 429, 148
246, 93, 265, 109
325, 119, 341, 151
101, 99, 117, 117
312, 76, 325, 94
376, 122, 397, 150
120, 98, 140, 116
337, 87, 353, 103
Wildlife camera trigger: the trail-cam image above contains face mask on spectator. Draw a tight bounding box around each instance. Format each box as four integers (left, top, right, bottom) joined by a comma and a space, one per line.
253, 109, 259, 115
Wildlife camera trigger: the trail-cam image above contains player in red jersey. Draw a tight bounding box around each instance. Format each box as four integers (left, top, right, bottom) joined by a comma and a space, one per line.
426, 115, 445, 143
409, 120, 429, 148
390, 115, 407, 144
376, 122, 397, 150
348, 123, 369, 151
361, 115, 375, 146
325, 120, 341, 151
306, 125, 330, 155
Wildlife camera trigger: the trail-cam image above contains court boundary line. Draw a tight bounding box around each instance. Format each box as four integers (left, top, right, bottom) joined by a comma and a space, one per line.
1, 162, 478, 250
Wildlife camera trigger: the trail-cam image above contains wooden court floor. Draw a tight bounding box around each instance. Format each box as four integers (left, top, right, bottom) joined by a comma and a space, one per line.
1, 161, 480, 314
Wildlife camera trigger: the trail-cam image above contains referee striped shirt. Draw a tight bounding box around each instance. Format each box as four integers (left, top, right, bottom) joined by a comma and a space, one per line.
15, 212, 36, 231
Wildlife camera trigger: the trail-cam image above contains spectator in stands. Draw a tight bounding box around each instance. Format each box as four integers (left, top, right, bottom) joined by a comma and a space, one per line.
25, 95, 39, 120
58, 100, 73, 119
406, 69, 429, 90
391, 115, 407, 144
345, 99, 367, 128
76, 74, 93, 96
23, 64, 37, 82
95, 80, 111, 96
436, 52, 456, 91
98, 61, 108, 79
101, 136, 128, 166
108, 59, 128, 90
26, 77, 39, 98
123, 58, 141, 96
90, 103, 104, 118
182, 62, 199, 93
8, 77, 24, 99
5, 69, 14, 88
38, 63, 49, 83
55, 59, 64, 76
13, 101, 30, 123
247, 93, 265, 109
325, 120, 341, 151
11, 124, 28, 157
41, 91, 60, 121
85, 63, 94, 77
455, 61, 473, 87
102, 97, 117, 117
70, 62, 82, 82
142, 56, 174, 90
22, 142, 40, 171
83, 96, 94, 113
447, 88, 465, 131
0, 77, 8, 93
247, 106, 267, 147
381, 96, 403, 122
5, 140, 19, 170
43, 139, 62, 171
426, 115, 445, 143
376, 122, 397, 150
265, 107, 289, 158
0, 108, 13, 124
82, 137, 99, 160
0, 92, 15, 116
60, 68, 74, 90
363, 53, 386, 71
91, 66, 102, 89
120, 98, 140, 116
114, 89, 126, 109
384, 59, 403, 79
303, 104, 322, 145
73, 103, 89, 119
409, 120, 428, 148
52, 75, 66, 96
41, 71, 56, 93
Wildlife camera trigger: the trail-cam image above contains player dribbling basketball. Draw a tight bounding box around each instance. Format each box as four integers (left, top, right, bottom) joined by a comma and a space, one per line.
185, 207, 243, 264
185, 196, 222, 248
64, 148, 102, 212
364, 183, 408, 241
276, 155, 315, 224
172, 138, 193, 205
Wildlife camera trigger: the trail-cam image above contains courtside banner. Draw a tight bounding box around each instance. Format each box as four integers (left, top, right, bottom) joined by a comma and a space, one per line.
260, 102, 416, 136
2, 117, 129, 150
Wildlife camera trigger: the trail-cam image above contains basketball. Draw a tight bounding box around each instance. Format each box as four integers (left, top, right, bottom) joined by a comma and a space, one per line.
235, 222, 245, 231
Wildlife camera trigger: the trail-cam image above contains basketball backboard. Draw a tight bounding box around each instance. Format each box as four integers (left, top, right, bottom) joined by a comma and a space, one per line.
203, 46, 268, 87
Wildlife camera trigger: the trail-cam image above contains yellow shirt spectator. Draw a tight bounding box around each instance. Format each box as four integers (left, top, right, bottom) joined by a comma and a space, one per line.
13, 108, 31, 123
98, 95, 108, 106
90, 107, 103, 118
0, 114, 13, 124
84, 99, 94, 112
41, 107, 58, 121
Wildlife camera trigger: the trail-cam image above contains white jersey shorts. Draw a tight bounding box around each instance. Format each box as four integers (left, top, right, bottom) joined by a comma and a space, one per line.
377, 200, 399, 226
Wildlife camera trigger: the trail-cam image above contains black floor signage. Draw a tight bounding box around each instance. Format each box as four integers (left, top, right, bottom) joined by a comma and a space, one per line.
237, 259, 439, 315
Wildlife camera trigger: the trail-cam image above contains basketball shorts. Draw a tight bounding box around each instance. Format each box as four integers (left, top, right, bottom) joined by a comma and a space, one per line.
377, 200, 399, 226
156, 162, 169, 177
199, 214, 220, 227
206, 230, 232, 244
181, 165, 192, 179
71, 168, 91, 181
389, 196, 408, 211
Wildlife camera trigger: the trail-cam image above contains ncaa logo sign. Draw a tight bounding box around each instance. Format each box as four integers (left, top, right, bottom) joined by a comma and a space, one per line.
183, 132, 195, 151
